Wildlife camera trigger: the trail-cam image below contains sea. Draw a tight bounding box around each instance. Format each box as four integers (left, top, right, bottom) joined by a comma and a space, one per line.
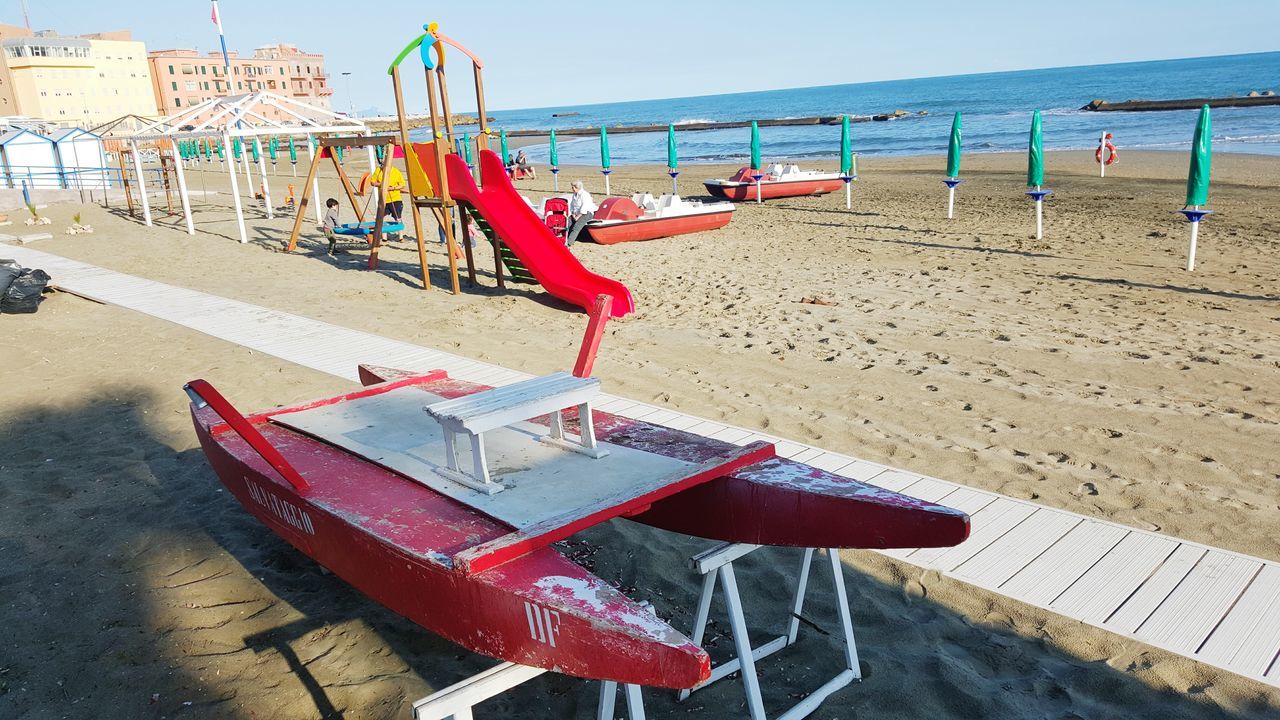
473, 52, 1280, 166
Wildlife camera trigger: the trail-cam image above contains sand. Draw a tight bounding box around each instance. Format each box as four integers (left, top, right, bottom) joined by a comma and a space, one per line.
1, 149, 1277, 719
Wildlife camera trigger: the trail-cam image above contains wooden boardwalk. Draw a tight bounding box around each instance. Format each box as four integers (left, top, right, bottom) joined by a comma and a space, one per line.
10, 245, 1278, 690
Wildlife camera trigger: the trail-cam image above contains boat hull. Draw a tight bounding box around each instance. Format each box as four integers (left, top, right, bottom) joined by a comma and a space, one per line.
703, 177, 845, 201
189, 394, 709, 689
359, 366, 970, 550
586, 210, 734, 244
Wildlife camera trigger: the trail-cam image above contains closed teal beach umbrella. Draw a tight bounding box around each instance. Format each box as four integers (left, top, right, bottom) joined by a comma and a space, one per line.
600, 126, 610, 169
203, 140, 212, 160
269, 137, 278, 161
549, 129, 558, 167
750, 120, 761, 170
946, 112, 962, 178
839, 116, 852, 176
1185, 105, 1211, 207
216, 139, 225, 159
1026, 110, 1044, 187
288, 138, 297, 163
462, 133, 472, 164
667, 124, 678, 170
250, 140, 260, 163
232, 137, 242, 159
500, 129, 509, 163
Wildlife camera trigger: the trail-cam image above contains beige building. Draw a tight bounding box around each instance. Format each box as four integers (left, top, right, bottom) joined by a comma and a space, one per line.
0, 25, 156, 127
148, 43, 331, 118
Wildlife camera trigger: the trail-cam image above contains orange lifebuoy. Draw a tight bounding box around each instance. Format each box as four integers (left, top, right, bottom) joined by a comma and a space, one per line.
1095, 134, 1118, 165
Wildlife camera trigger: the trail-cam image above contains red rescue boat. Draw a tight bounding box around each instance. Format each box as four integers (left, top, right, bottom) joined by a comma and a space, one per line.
585, 193, 735, 245
704, 164, 846, 201
185, 365, 969, 690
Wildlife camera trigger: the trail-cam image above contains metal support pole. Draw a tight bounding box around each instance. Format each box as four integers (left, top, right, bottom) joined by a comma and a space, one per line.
255, 137, 273, 219
129, 140, 152, 226
306, 134, 321, 225
169, 138, 195, 235
223, 132, 248, 243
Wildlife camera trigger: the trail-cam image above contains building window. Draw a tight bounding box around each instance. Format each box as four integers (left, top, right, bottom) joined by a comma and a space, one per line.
168, 64, 174, 74
200, 66, 206, 75
171, 81, 177, 91
175, 98, 181, 107
237, 81, 242, 89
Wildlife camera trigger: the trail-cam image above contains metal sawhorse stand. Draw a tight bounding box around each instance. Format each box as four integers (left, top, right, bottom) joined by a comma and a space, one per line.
410, 661, 647, 720
678, 544, 861, 720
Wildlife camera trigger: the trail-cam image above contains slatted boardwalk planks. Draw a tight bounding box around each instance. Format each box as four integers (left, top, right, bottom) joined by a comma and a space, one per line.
9, 245, 1278, 690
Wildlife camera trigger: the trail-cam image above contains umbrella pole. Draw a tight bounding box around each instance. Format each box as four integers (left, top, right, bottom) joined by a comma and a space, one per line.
1187, 219, 1199, 271
670, 170, 679, 196
1099, 131, 1107, 178
947, 185, 955, 219
1035, 187, 1043, 240
552, 167, 558, 192
602, 169, 610, 196
845, 182, 851, 210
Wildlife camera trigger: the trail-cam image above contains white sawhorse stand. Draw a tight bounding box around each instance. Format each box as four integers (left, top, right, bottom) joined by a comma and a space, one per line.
678, 544, 860, 720
411, 662, 647, 720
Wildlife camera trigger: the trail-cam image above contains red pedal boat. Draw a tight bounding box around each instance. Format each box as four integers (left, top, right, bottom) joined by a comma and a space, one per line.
185, 366, 969, 690
586, 193, 735, 244
704, 164, 846, 201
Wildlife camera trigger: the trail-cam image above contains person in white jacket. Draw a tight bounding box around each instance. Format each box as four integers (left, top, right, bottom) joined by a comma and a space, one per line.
566, 180, 597, 246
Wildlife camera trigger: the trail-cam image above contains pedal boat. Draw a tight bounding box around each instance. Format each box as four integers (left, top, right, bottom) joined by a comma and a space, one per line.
585, 193, 734, 244
703, 164, 846, 201
185, 366, 969, 690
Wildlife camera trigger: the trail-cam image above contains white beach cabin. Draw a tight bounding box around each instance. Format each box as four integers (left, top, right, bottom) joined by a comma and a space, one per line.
52, 128, 110, 190
0, 128, 60, 189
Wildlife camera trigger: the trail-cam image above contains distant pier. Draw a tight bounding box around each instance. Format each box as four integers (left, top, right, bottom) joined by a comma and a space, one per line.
503, 110, 925, 138
1082, 95, 1280, 112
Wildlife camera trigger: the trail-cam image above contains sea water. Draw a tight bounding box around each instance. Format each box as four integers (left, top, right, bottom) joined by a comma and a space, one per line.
474, 52, 1280, 165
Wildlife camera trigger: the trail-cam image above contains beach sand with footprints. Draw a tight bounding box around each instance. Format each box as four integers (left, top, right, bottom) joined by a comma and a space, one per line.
2, 149, 1277, 718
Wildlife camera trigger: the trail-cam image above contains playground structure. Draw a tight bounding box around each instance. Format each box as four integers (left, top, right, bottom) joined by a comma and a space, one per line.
380, 24, 632, 314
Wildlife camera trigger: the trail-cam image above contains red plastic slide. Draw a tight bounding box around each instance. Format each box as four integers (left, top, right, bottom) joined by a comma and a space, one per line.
445, 150, 634, 318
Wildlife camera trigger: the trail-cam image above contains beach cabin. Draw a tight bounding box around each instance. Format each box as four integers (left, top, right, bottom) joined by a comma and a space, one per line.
52, 128, 110, 190
0, 128, 60, 189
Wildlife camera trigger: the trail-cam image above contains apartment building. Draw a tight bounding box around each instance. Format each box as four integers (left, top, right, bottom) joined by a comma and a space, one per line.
148, 43, 332, 118
0, 25, 156, 126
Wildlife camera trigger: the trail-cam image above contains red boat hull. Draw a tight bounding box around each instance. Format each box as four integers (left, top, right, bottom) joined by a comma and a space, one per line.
190, 389, 710, 689
703, 177, 845, 201
586, 210, 733, 244
359, 366, 970, 551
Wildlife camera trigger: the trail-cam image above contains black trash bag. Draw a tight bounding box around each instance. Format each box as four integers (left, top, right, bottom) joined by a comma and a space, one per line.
1, 266, 50, 314
0, 259, 20, 296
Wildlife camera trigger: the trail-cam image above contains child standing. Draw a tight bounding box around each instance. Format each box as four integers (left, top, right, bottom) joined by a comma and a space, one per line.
322, 198, 341, 255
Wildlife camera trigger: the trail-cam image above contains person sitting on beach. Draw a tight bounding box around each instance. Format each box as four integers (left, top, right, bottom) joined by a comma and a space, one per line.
515, 149, 537, 179
505, 154, 516, 177
321, 197, 342, 256
566, 180, 597, 246
369, 163, 405, 242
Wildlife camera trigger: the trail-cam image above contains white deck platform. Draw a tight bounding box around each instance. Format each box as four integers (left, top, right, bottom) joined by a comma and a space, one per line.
9, 245, 1278, 690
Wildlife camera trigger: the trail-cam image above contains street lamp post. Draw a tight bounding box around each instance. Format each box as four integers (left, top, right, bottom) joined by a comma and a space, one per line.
341, 71, 354, 117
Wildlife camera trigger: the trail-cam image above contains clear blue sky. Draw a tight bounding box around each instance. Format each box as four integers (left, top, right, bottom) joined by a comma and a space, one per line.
13, 0, 1279, 114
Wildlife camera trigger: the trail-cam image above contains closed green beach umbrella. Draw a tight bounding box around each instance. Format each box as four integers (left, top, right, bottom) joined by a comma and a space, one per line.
750, 120, 761, 170
599, 127, 610, 169
667, 124, 678, 170
548, 129, 558, 167
250, 140, 260, 163
232, 137, 242, 159
203, 139, 212, 160
1185, 104, 1211, 207
216, 139, 225, 159
500, 129, 509, 163
1026, 110, 1044, 187
462, 133, 473, 164
288, 138, 297, 163
840, 115, 852, 176
269, 137, 278, 161
946, 112, 962, 179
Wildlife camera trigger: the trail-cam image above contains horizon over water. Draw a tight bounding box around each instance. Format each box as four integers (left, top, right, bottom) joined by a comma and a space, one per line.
469, 52, 1280, 166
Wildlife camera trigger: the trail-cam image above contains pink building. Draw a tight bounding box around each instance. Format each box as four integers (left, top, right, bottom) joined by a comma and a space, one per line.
148, 43, 331, 117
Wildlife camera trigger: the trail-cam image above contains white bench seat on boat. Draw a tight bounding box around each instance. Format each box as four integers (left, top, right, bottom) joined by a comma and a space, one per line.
426, 371, 607, 493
